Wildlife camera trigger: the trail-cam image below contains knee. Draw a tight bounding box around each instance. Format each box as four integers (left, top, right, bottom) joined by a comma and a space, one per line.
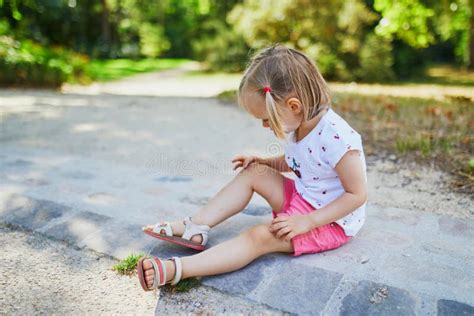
242, 224, 275, 245
237, 163, 271, 185
238, 163, 270, 176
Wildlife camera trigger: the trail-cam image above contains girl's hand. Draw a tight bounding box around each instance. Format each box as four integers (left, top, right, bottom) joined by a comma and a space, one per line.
232, 155, 262, 170
269, 214, 314, 241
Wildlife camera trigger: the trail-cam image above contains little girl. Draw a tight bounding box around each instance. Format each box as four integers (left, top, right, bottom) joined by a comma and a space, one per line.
137, 43, 368, 291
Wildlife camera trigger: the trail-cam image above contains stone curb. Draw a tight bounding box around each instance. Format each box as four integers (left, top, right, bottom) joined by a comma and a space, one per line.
1, 193, 473, 315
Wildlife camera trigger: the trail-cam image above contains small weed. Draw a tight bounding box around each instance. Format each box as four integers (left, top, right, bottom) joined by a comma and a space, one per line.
171, 277, 200, 293
395, 138, 433, 157
112, 253, 144, 275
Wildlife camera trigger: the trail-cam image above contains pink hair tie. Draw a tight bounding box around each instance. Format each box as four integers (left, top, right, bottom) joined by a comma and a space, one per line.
263, 86, 272, 93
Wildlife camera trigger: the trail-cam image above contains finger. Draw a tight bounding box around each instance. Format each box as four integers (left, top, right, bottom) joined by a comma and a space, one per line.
243, 159, 254, 168
272, 222, 287, 231
233, 162, 243, 170
276, 227, 291, 239
269, 223, 280, 233
268, 222, 278, 232
231, 156, 244, 162
285, 233, 295, 242
246, 160, 257, 167
272, 216, 286, 224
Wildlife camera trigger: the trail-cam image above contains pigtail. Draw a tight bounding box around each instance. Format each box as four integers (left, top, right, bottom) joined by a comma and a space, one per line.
263, 86, 286, 140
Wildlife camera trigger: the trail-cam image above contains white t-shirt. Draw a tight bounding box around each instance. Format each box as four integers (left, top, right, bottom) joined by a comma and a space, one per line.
281, 108, 367, 236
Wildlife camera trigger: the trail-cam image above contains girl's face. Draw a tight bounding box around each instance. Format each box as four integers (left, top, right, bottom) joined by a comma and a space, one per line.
241, 88, 303, 133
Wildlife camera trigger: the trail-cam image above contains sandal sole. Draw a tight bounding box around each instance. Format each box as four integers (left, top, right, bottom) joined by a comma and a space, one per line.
143, 229, 206, 251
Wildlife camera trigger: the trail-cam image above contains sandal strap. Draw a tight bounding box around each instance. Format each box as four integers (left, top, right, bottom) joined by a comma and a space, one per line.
150, 257, 166, 288
182, 216, 210, 246
151, 222, 173, 236
169, 257, 183, 286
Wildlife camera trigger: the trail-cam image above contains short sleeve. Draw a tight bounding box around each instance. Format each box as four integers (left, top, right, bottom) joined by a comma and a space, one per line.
322, 126, 363, 168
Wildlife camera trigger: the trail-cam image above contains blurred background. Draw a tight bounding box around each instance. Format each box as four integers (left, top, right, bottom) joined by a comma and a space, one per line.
1, 0, 473, 86
0, 0, 473, 191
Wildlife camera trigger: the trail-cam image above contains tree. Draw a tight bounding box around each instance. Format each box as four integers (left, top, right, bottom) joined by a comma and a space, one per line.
373, 0, 473, 67
227, 0, 382, 80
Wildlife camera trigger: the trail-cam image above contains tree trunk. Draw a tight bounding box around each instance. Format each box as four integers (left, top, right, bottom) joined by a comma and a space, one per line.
100, 0, 111, 57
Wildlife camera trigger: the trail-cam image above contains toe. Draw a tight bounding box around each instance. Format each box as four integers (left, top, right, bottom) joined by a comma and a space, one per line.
145, 269, 154, 276
142, 259, 153, 270
191, 234, 203, 244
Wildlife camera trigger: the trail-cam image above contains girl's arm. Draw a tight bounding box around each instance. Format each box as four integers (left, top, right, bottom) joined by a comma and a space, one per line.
259, 154, 291, 173
307, 150, 367, 229
270, 149, 367, 241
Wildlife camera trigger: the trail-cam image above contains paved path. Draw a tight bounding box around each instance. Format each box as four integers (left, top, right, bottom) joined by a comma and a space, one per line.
1, 87, 473, 315
62, 61, 242, 97
61, 62, 474, 101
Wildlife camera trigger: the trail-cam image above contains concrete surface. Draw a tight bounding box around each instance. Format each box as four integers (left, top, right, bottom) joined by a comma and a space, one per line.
1, 87, 473, 315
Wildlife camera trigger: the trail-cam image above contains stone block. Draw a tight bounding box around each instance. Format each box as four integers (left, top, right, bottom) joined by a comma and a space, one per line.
340, 280, 416, 316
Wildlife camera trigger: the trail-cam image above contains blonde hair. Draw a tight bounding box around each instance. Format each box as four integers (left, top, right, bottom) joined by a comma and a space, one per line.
238, 43, 331, 140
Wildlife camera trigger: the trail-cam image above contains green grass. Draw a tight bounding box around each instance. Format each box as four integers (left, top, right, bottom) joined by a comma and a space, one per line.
171, 277, 200, 292
332, 93, 473, 193
84, 58, 192, 82
415, 64, 474, 87
112, 253, 143, 275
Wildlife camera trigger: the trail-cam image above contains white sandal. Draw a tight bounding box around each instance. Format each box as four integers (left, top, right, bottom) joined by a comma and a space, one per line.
143, 216, 210, 251
137, 256, 183, 291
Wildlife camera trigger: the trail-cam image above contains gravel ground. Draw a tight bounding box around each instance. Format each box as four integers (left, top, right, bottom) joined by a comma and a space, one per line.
367, 157, 473, 219
0, 225, 285, 315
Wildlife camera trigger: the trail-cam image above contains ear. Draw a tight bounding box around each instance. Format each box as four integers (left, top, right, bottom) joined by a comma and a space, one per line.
285, 97, 303, 114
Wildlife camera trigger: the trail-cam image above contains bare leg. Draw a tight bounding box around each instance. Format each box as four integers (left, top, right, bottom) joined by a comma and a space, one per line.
143, 223, 294, 287
154, 163, 287, 244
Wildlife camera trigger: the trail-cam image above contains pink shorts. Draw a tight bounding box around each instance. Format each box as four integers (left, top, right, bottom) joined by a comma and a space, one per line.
272, 177, 352, 257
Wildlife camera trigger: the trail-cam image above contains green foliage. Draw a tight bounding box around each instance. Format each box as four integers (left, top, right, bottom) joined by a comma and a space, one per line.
373, 0, 472, 66
112, 253, 143, 276
0, 36, 88, 87
227, 0, 381, 80
192, 19, 249, 72
138, 23, 170, 58
374, 0, 435, 48
391, 41, 427, 79
0, 0, 471, 83
356, 33, 395, 82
